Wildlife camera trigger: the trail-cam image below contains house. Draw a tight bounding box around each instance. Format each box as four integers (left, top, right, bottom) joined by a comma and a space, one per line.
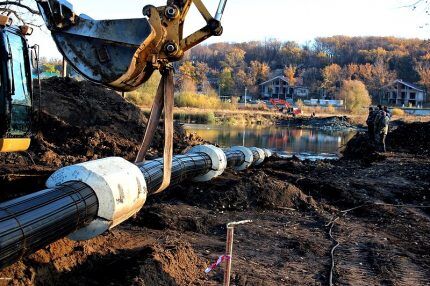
260, 76, 309, 100
383, 80, 427, 107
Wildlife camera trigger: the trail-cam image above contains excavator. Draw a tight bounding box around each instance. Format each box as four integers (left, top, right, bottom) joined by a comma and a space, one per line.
1, 0, 228, 191
0, 15, 36, 152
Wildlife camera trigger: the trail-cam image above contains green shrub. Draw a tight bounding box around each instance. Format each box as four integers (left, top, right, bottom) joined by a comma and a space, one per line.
175, 92, 222, 109
125, 72, 161, 107
207, 112, 216, 124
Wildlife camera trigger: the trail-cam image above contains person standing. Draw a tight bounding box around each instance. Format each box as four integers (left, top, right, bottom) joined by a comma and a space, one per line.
373, 105, 383, 143
366, 107, 376, 141
376, 111, 390, 152
383, 106, 391, 119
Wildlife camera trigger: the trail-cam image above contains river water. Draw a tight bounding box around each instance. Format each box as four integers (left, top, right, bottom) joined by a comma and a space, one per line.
183, 124, 357, 160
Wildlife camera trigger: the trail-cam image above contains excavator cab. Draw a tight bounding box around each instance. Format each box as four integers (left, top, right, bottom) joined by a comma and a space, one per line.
0, 16, 34, 152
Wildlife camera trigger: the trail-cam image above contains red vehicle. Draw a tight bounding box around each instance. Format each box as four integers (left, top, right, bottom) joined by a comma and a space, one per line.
269, 99, 302, 115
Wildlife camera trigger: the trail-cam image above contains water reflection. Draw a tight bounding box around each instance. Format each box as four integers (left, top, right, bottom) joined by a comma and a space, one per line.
183, 124, 356, 159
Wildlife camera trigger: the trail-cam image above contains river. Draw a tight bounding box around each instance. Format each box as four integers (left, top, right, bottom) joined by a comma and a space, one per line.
183, 124, 357, 160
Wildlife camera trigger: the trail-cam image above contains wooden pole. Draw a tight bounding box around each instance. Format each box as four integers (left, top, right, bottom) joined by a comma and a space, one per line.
223, 226, 234, 286
223, 220, 252, 286
62, 57, 68, 78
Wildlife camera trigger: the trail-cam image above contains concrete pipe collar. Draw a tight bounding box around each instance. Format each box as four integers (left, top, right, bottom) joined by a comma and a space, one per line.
229, 146, 254, 171
187, 145, 227, 182
46, 157, 147, 241
249, 147, 266, 166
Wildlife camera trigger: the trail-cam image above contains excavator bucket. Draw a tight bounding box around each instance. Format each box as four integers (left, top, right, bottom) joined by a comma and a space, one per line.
37, 0, 156, 91
37, 0, 227, 92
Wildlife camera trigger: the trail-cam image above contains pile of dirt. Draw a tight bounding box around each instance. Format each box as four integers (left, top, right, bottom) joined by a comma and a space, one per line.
343, 121, 430, 161
387, 121, 430, 156
0, 231, 207, 286
132, 242, 206, 286
149, 169, 318, 212
342, 132, 384, 163
0, 77, 201, 169
279, 116, 358, 131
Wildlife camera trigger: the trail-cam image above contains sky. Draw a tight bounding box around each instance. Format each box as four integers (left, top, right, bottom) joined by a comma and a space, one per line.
30, 0, 430, 59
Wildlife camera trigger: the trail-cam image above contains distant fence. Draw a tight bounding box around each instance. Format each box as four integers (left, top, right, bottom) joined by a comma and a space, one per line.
392, 108, 430, 116
304, 99, 344, 107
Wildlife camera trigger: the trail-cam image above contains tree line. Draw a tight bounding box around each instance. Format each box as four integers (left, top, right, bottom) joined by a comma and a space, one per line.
176, 36, 430, 102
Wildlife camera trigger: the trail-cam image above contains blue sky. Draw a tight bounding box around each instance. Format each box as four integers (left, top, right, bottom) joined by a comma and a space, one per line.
32, 0, 429, 58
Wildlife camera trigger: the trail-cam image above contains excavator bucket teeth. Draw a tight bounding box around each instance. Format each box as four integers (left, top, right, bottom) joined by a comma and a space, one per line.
37, 0, 156, 91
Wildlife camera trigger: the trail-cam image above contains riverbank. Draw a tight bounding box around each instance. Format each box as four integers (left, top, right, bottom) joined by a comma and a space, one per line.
141, 107, 288, 126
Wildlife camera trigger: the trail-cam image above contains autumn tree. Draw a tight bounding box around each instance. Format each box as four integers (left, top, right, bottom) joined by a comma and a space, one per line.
283, 65, 298, 86
236, 69, 252, 90
415, 62, 430, 99
322, 64, 343, 96
280, 41, 303, 66
339, 80, 371, 114
178, 61, 196, 92
221, 47, 246, 70
302, 67, 322, 95
219, 68, 235, 96
194, 61, 210, 93
249, 61, 270, 84
367, 59, 397, 101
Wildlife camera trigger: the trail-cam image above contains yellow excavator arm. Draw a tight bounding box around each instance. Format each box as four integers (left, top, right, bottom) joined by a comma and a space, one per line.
36, 0, 228, 91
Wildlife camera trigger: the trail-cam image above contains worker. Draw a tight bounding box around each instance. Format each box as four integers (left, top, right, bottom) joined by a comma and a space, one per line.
366, 107, 376, 141
375, 111, 389, 152
373, 105, 383, 142
383, 106, 391, 119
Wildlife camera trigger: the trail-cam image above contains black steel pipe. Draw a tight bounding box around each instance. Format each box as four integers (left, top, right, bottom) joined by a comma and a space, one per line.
225, 150, 246, 168
138, 153, 212, 195
0, 147, 262, 269
0, 181, 98, 269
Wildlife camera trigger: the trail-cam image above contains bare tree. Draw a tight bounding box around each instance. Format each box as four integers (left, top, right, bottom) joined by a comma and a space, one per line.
0, 0, 42, 27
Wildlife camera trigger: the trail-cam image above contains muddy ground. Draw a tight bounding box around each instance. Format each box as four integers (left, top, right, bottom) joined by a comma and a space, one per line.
0, 78, 429, 285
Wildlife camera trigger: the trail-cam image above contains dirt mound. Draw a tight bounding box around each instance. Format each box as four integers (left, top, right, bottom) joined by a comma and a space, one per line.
37, 77, 148, 140
280, 116, 357, 130
342, 132, 384, 163
134, 204, 215, 234
0, 78, 201, 170
343, 121, 430, 161
132, 242, 206, 286
150, 169, 318, 212
387, 121, 430, 156
0, 232, 207, 286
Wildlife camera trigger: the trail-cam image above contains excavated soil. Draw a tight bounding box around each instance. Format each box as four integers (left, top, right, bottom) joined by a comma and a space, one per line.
0, 77, 204, 198
1, 78, 430, 285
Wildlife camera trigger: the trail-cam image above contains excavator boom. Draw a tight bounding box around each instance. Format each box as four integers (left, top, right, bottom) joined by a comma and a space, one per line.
36, 0, 227, 91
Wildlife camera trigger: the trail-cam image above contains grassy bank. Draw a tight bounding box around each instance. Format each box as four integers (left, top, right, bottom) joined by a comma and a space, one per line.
141, 106, 430, 127
141, 107, 286, 126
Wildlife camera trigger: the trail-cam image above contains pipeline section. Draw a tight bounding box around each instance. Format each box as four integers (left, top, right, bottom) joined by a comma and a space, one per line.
0, 145, 271, 269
